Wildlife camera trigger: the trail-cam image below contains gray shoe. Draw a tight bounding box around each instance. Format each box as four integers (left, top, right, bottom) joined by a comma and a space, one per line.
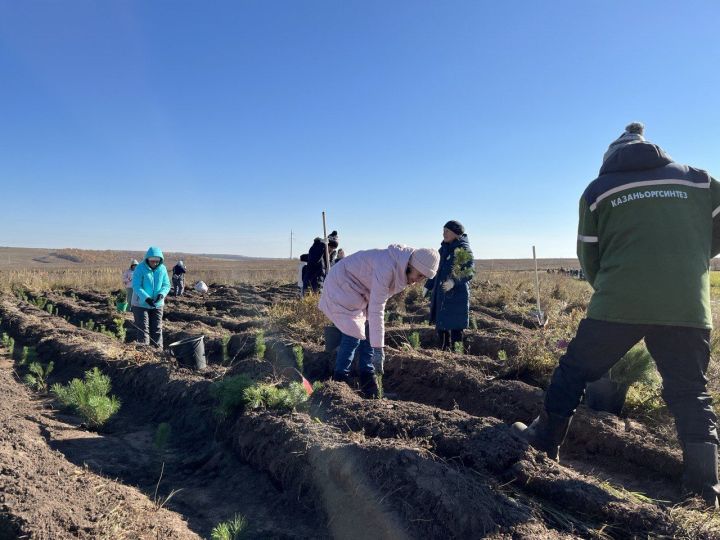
512, 409, 571, 461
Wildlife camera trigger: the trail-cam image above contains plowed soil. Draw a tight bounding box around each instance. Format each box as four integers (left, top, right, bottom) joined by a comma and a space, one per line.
1, 282, 718, 539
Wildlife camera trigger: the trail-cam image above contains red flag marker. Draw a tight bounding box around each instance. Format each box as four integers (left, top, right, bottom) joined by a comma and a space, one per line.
302, 376, 313, 396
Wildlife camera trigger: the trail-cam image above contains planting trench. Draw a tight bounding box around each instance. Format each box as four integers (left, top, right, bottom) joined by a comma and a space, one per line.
381, 349, 685, 486
0, 299, 326, 538
0, 351, 203, 540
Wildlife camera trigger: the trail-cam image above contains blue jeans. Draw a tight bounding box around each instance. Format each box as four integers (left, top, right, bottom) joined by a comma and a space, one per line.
334, 331, 375, 378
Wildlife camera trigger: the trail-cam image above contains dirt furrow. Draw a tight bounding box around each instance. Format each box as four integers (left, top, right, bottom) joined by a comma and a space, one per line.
383, 350, 684, 481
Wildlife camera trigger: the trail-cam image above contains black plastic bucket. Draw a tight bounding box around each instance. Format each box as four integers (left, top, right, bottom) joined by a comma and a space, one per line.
168, 335, 207, 370
585, 377, 629, 415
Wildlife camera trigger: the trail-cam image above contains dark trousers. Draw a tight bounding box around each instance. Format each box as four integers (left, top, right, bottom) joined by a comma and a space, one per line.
545, 318, 718, 445
438, 329, 463, 351
132, 306, 164, 348
172, 275, 185, 296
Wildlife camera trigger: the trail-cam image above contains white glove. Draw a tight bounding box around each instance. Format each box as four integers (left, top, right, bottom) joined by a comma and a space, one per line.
442, 278, 455, 292
422, 286, 429, 297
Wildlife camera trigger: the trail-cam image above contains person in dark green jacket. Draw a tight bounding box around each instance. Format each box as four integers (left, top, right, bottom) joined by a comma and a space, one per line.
132, 246, 171, 348
513, 123, 720, 507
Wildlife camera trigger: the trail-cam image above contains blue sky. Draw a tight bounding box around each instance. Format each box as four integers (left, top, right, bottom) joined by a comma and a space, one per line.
2, 1, 719, 258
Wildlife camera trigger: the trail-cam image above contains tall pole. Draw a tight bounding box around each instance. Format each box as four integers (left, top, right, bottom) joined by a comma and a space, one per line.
533, 245, 543, 324
322, 211, 330, 270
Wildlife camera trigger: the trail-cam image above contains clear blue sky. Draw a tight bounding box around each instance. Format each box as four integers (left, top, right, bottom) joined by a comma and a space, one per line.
2, 1, 719, 258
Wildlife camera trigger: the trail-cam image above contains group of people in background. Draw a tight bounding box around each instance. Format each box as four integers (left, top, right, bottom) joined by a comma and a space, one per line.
299, 230, 344, 294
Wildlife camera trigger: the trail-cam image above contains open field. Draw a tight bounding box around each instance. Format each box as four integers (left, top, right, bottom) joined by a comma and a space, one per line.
0, 246, 589, 294
2, 262, 720, 538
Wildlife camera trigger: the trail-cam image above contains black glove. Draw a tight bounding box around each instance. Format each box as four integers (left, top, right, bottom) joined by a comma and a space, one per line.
145, 298, 156, 307
155, 294, 164, 302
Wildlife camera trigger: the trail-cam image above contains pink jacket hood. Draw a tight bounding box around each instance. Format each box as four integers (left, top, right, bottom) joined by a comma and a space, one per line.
319, 244, 414, 347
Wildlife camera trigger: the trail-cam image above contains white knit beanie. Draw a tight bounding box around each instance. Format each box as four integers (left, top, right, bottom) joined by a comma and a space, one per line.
409, 248, 440, 279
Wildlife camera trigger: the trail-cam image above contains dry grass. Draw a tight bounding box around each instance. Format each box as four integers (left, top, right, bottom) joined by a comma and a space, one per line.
267, 293, 328, 344
0, 260, 297, 293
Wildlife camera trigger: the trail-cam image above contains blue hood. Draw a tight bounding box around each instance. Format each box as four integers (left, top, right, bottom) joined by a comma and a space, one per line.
145, 246, 164, 262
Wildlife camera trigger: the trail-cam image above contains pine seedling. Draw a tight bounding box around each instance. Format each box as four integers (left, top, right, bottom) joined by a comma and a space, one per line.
211, 514, 248, 540
221, 334, 231, 363
45, 303, 54, 314
211, 374, 254, 419
609, 343, 658, 387
254, 330, 266, 360
293, 345, 304, 372
242, 382, 309, 412
19, 345, 36, 366
453, 341, 464, 354
408, 331, 421, 350
86, 319, 95, 331
154, 422, 171, 453
113, 318, 126, 342
24, 361, 54, 393
51, 367, 121, 428
451, 247, 475, 281
497, 350, 507, 362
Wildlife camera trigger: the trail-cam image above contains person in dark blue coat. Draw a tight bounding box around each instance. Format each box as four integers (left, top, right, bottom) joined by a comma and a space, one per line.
425, 220, 475, 351
304, 231, 340, 294
171, 260, 187, 296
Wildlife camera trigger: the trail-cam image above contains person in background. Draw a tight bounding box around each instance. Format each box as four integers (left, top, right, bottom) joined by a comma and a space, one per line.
512, 122, 720, 507
298, 254, 308, 296
122, 259, 138, 306
305, 230, 340, 293
425, 220, 475, 351
132, 247, 171, 348
319, 245, 440, 398
171, 260, 187, 296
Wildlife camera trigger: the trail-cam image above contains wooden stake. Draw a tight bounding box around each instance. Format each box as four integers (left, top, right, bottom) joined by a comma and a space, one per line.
322, 211, 330, 270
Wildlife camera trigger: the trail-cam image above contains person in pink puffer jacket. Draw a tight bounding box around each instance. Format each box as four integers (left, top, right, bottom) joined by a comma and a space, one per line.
319, 244, 440, 398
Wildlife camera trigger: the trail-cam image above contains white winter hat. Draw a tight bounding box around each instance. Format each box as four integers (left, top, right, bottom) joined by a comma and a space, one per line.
409, 248, 440, 279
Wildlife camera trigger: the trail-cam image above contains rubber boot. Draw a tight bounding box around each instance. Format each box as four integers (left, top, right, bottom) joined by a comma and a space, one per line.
332, 372, 352, 388
682, 442, 720, 508
359, 372, 379, 399
511, 410, 572, 461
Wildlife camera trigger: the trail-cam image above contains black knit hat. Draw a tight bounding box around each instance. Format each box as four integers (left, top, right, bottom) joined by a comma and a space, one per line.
444, 220, 465, 236
327, 230, 339, 247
